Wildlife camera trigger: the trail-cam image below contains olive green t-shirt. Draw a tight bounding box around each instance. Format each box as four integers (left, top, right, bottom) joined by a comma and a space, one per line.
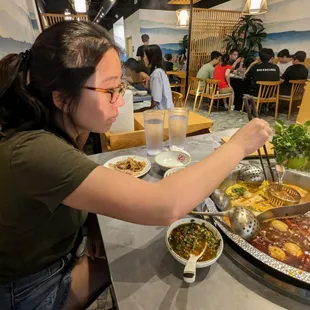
0, 130, 98, 284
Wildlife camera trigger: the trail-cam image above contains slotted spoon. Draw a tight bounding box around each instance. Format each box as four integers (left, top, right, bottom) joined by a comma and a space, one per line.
239, 164, 265, 185
191, 207, 260, 241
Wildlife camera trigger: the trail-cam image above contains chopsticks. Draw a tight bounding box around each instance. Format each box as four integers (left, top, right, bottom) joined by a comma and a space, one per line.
243, 96, 275, 182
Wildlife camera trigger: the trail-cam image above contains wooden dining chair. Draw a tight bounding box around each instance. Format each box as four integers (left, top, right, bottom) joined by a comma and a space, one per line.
241, 81, 282, 119
171, 91, 184, 107
184, 77, 206, 111
198, 79, 233, 115
279, 80, 306, 120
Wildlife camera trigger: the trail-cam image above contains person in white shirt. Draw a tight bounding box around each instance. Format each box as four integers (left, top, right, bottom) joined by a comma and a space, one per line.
277, 49, 293, 75
136, 44, 174, 111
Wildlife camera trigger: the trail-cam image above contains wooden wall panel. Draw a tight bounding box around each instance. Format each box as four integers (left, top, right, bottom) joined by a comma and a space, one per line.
40, 13, 88, 29
189, 8, 242, 77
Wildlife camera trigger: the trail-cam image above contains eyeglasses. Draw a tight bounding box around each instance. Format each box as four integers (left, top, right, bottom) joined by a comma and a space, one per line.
83, 82, 127, 104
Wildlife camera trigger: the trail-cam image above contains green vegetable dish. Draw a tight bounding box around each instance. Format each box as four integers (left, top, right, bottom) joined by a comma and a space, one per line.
272, 120, 310, 171
168, 222, 220, 261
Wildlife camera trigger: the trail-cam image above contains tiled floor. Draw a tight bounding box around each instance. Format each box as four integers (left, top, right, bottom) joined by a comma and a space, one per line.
190, 101, 297, 132
86, 101, 297, 310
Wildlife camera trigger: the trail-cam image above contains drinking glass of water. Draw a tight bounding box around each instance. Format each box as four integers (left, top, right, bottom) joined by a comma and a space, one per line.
143, 110, 165, 155
168, 108, 189, 149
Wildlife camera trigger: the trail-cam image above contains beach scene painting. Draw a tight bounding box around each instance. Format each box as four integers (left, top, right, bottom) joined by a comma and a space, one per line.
139, 10, 188, 56
215, 0, 310, 55
262, 0, 310, 54
0, 0, 41, 59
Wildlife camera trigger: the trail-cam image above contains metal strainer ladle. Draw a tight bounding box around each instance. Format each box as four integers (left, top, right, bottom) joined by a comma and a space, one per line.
191, 207, 260, 241
239, 164, 265, 185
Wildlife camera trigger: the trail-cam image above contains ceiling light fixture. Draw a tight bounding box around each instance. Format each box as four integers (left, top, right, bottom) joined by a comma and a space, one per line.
176, 9, 190, 27
69, 0, 91, 13
243, 0, 268, 15
64, 8, 72, 20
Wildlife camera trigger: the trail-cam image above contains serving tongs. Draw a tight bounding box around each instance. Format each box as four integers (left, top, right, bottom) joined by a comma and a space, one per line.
243, 96, 301, 206
257, 201, 310, 222
243, 96, 275, 182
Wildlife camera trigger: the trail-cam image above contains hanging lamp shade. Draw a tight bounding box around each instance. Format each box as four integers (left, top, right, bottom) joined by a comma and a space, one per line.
242, 0, 268, 15
176, 9, 190, 27
68, 0, 91, 13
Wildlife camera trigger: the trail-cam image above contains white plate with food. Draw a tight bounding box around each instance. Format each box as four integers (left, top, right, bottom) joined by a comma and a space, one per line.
104, 155, 151, 178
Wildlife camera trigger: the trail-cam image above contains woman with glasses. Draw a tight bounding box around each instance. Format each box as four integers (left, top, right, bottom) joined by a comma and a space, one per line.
136, 44, 174, 111
0, 21, 271, 309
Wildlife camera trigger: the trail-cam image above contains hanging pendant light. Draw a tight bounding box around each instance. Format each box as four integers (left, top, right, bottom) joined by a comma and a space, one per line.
176, 9, 190, 27
68, 0, 91, 13
243, 0, 268, 15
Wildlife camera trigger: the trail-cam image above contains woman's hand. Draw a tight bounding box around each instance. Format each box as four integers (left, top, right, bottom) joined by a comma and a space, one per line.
229, 118, 271, 157
87, 237, 104, 260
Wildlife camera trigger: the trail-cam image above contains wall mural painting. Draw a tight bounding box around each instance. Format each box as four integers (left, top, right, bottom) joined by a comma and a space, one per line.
0, 0, 41, 59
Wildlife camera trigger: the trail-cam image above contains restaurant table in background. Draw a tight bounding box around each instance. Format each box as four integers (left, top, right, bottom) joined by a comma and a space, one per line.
89, 129, 309, 310
230, 74, 247, 111
166, 71, 187, 96
134, 111, 213, 139
133, 94, 152, 103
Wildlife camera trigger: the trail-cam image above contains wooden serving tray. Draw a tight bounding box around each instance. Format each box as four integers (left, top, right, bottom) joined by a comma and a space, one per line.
221, 137, 274, 158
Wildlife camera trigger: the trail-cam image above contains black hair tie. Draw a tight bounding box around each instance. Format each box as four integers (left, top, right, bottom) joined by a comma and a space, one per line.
20, 49, 31, 61
20, 49, 31, 86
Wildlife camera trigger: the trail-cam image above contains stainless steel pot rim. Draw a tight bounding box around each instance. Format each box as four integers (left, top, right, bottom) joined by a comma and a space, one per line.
203, 197, 310, 284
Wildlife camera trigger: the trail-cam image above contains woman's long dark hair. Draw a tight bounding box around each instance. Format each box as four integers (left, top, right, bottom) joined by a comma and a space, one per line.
0, 21, 119, 144
221, 54, 230, 66
144, 45, 165, 74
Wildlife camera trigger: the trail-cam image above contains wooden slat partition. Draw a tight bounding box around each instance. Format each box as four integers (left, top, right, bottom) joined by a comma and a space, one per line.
40, 13, 88, 29
189, 8, 242, 77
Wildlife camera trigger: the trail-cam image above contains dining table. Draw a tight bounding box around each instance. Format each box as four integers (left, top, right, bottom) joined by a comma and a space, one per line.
89, 128, 309, 310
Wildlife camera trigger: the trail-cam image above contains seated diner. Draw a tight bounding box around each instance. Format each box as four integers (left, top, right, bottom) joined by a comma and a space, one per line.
136, 44, 174, 111
124, 58, 150, 91
245, 48, 280, 96
214, 54, 234, 109
280, 51, 308, 95
0, 20, 271, 309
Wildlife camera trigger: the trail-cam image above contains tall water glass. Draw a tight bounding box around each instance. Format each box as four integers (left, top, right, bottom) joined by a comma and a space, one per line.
168, 108, 189, 149
143, 110, 165, 155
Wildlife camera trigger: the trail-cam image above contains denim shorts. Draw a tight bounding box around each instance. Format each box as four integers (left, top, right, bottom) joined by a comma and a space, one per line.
0, 253, 73, 310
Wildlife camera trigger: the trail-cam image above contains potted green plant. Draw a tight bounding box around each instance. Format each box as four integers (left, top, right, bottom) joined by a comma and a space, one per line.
272, 120, 310, 170
223, 15, 267, 57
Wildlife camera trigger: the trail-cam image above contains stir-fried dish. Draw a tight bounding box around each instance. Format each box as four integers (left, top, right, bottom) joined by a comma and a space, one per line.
225, 181, 310, 214
168, 223, 220, 261
109, 157, 146, 176
251, 216, 310, 272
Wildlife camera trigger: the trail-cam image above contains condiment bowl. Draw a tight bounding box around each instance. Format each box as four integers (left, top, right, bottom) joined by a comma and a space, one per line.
155, 151, 191, 171
164, 167, 186, 178
165, 218, 224, 268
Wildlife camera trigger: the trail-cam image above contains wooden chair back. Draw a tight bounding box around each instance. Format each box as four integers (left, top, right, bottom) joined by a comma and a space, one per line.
255, 81, 282, 119
256, 81, 282, 102
279, 80, 306, 120
184, 77, 206, 109
171, 91, 184, 107
297, 81, 310, 126
289, 80, 306, 100
203, 79, 220, 99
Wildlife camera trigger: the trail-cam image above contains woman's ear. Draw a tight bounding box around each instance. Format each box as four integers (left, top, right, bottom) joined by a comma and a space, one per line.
52, 91, 69, 113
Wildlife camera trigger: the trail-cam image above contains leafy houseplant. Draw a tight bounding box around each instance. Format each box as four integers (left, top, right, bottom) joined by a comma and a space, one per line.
272, 120, 310, 170
180, 35, 188, 51
223, 15, 267, 57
